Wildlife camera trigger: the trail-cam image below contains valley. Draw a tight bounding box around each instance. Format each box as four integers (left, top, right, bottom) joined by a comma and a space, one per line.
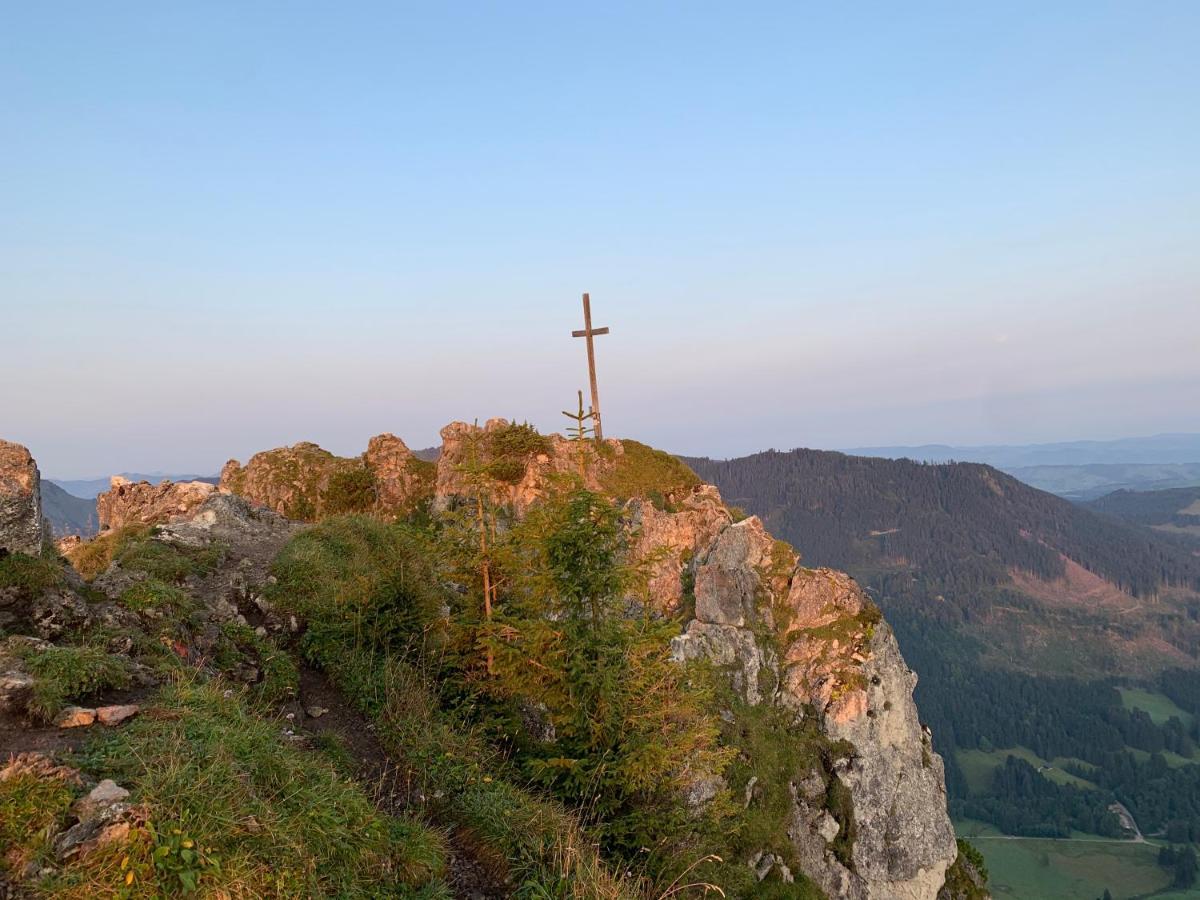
685, 447, 1200, 897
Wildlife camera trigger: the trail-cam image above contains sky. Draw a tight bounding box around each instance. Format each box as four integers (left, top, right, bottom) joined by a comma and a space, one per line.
2, 2, 1198, 477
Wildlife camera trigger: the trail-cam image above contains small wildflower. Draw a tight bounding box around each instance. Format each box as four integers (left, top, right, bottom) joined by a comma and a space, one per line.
482, 776, 492, 783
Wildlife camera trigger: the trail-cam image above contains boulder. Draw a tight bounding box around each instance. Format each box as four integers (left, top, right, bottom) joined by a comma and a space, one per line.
96, 476, 215, 532
0, 439, 46, 554
54, 706, 96, 728
96, 704, 138, 726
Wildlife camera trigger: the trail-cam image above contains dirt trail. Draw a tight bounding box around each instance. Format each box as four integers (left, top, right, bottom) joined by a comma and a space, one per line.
297, 666, 506, 899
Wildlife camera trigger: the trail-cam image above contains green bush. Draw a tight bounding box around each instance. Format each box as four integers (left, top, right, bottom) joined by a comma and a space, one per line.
267, 515, 450, 660
323, 464, 378, 515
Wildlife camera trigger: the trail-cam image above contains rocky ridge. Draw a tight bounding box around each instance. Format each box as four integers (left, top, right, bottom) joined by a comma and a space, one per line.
429, 423, 962, 898
95, 475, 216, 532
9, 425, 970, 898
220, 433, 434, 520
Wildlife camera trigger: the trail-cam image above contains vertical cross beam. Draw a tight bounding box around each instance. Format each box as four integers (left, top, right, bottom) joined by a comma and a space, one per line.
572, 292, 609, 441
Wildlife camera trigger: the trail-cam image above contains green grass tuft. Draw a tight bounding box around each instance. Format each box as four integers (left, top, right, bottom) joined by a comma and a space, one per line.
0, 771, 76, 879
600, 439, 701, 503
50, 675, 448, 898
9, 640, 133, 720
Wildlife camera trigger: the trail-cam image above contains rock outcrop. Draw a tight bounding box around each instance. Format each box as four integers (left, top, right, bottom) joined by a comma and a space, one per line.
220, 435, 434, 521
433, 418, 619, 515
96, 476, 216, 531
0, 439, 46, 555
665, 512, 958, 898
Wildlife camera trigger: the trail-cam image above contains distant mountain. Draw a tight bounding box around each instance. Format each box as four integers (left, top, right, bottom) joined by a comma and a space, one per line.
50, 473, 219, 500
413, 446, 441, 463
1009, 463, 1200, 500
845, 432, 1200, 468
1089, 485, 1200, 547
682, 448, 1200, 677
40, 480, 99, 537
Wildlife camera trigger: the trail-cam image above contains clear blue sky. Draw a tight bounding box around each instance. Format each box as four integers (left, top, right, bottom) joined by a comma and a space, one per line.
2, 2, 1198, 476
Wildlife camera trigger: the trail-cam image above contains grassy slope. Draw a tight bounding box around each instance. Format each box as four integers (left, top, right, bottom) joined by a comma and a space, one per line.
963, 835, 1171, 900
956, 747, 1099, 794
1120, 687, 1196, 729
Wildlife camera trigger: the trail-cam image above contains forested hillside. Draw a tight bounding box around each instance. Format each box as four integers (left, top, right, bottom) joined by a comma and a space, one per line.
1089, 486, 1200, 547
682, 450, 1200, 603
683, 448, 1200, 848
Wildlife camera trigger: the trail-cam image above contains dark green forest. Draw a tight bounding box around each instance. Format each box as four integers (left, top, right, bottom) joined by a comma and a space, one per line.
683, 448, 1200, 841
1088, 486, 1200, 549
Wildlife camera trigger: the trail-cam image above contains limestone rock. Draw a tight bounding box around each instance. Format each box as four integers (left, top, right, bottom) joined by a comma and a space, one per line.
364, 433, 433, 515
627, 485, 731, 613
96, 704, 139, 726
0, 669, 34, 713
56, 534, 83, 555
54, 705, 96, 727
96, 476, 215, 531
221, 435, 433, 520
0, 751, 83, 786
73, 779, 130, 819
433, 419, 619, 515
0, 439, 46, 554
657, 497, 957, 897
694, 516, 789, 627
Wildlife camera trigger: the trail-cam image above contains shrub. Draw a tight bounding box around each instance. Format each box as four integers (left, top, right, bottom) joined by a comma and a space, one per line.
323, 464, 378, 515
483, 490, 734, 872
483, 422, 551, 485
267, 515, 450, 660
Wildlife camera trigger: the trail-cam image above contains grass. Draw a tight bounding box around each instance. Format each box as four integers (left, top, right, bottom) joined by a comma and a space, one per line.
302, 643, 639, 898
43, 675, 449, 898
65, 525, 225, 584
213, 621, 300, 707
0, 768, 77, 879
118, 578, 194, 616
599, 439, 701, 504
700, 700, 839, 898
6, 639, 133, 720
483, 422, 552, 484
956, 746, 1100, 794
954, 828, 1172, 900
0, 550, 67, 597
1119, 687, 1196, 729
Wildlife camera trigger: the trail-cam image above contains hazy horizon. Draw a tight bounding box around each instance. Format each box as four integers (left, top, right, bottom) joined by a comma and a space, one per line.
4, 2, 1198, 475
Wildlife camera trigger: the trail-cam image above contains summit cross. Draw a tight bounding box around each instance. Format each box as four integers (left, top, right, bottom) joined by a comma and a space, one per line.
571, 292, 609, 441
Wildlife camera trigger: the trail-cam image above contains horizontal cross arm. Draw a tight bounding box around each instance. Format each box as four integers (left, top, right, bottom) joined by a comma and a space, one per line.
571, 327, 610, 337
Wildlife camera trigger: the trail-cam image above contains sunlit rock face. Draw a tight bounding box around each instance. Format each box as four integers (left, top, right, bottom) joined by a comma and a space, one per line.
655, 497, 957, 898
0, 439, 46, 555
433, 418, 619, 515
96, 476, 216, 531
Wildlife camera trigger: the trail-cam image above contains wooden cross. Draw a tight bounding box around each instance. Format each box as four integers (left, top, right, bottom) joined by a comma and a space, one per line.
571, 292, 609, 441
